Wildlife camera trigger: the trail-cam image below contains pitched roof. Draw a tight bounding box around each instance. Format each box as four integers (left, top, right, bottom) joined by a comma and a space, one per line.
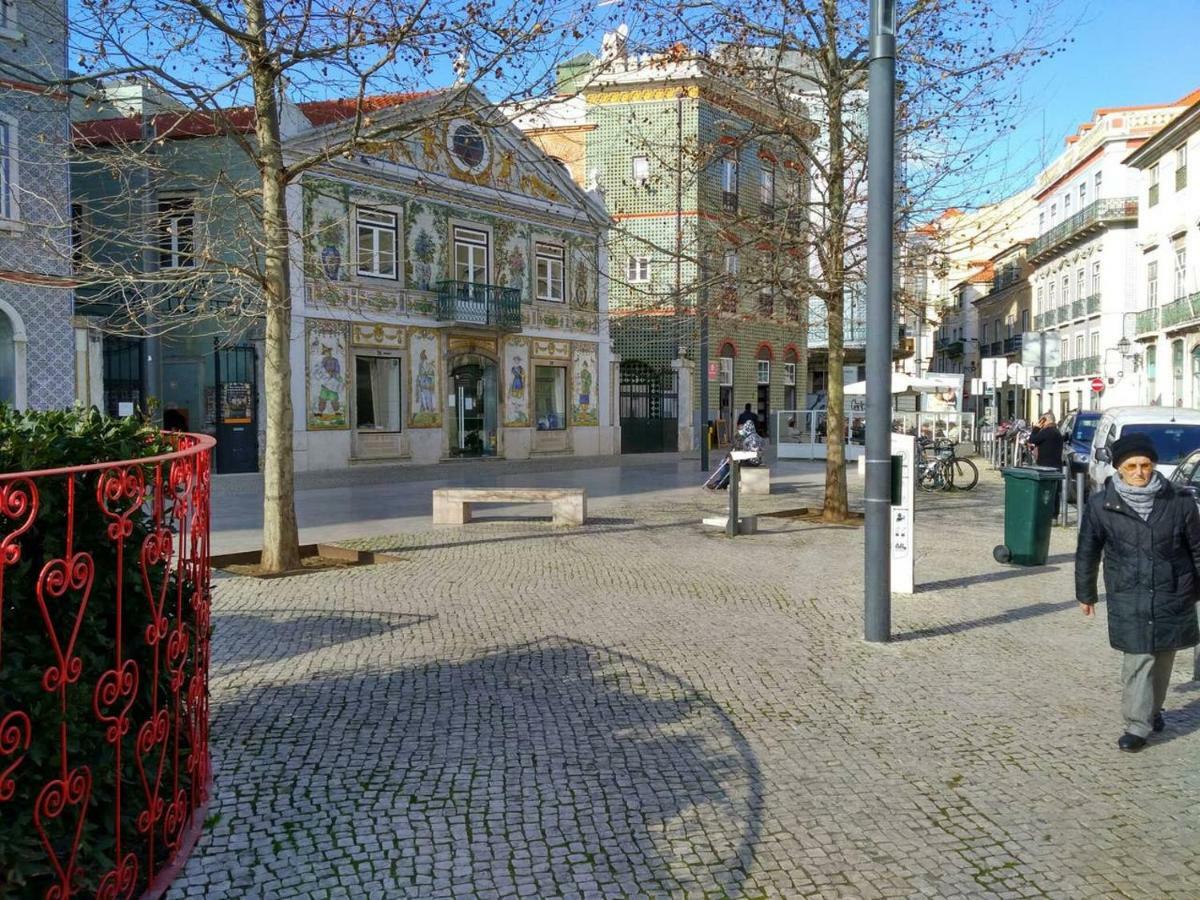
297, 91, 433, 126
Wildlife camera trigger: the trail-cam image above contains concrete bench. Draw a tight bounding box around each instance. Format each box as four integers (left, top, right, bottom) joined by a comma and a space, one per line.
432, 487, 587, 527
739, 466, 771, 495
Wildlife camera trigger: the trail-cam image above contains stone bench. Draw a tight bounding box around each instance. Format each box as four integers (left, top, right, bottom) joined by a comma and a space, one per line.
432, 487, 587, 527
739, 466, 771, 495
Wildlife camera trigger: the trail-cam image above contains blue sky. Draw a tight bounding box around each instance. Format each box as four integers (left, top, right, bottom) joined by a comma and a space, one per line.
973, 0, 1200, 204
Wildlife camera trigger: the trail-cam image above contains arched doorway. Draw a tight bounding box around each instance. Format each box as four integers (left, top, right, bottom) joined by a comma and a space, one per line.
448, 353, 499, 457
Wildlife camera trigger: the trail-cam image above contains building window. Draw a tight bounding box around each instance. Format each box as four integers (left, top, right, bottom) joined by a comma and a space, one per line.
356, 208, 398, 280
1038, 211, 1045, 234
1047, 281, 1056, 309
1094, 170, 1102, 195
535, 242, 565, 302
1061, 275, 1070, 306
1091, 260, 1101, 296
721, 153, 739, 213
784, 362, 796, 386
1050, 202, 1057, 223
1076, 268, 1085, 300
1176, 144, 1188, 191
1149, 163, 1160, 207
1063, 193, 1072, 217
1021, 309, 1029, 332
758, 288, 773, 316
70, 202, 89, 268
1079, 179, 1087, 207
757, 360, 770, 384
1174, 339, 1185, 405
760, 161, 775, 215
627, 256, 650, 284
1174, 238, 1187, 300
1075, 334, 1084, 359
1148, 260, 1159, 307
631, 155, 650, 185
719, 356, 733, 386
157, 197, 195, 269
0, 310, 13, 405
453, 226, 489, 284
1036, 284, 1044, 312
723, 250, 739, 277
534, 365, 566, 430
1090, 331, 1100, 358
0, 117, 15, 221
355, 355, 402, 432
981, 323, 989, 344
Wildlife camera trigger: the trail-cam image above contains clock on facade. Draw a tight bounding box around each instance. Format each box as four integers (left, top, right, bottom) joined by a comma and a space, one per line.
447, 119, 490, 175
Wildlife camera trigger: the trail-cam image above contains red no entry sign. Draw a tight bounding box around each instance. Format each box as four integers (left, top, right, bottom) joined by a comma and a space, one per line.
1090, 376, 1105, 393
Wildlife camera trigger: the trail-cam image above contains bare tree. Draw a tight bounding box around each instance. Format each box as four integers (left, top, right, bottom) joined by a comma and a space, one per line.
627, 0, 1069, 520
38, 0, 595, 571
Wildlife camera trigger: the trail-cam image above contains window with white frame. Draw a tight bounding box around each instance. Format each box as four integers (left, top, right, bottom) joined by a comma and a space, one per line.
1061, 275, 1070, 305
1148, 259, 1159, 307
627, 256, 650, 284
757, 360, 770, 384
1021, 309, 1030, 332
719, 356, 733, 386
535, 242, 565, 302
356, 207, 398, 279
784, 362, 795, 386
1079, 179, 1087, 207
981, 323, 989, 344
0, 117, 15, 221
1076, 268, 1085, 300
1050, 202, 1057, 223
1176, 144, 1188, 190
1075, 334, 1084, 358
1091, 260, 1101, 296
1149, 163, 1160, 206
1090, 331, 1100, 357
723, 250, 739, 276
1174, 237, 1187, 300
1047, 281, 1056, 308
631, 155, 650, 185
453, 226, 489, 284
721, 153, 738, 211
1094, 170, 1102, 195
1038, 211, 1045, 234
157, 197, 195, 269
760, 161, 775, 210
1036, 284, 1044, 312
1063, 193, 1072, 217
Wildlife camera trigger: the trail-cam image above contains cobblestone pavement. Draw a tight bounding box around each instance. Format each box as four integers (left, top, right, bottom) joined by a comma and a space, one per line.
173, 471, 1200, 898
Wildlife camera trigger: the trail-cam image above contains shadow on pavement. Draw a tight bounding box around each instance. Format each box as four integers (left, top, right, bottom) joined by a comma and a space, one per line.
366, 518, 693, 554
212, 609, 433, 674
207, 637, 764, 895
915, 553, 1075, 593
894, 599, 1078, 642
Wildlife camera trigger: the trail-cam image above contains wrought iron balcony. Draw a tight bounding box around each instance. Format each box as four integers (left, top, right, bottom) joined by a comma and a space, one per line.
1071, 299, 1084, 320
1004, 335, 1022, 355
1159, 292, 1200, 330
1057, 306, 1071, 324
435, 281, 522, 330
1135, 307, 1159, 335
945, 339, 964, 356
1081, 355, 1101, 375
1086, 293, 1101, 315
1027, 197, 1138, 263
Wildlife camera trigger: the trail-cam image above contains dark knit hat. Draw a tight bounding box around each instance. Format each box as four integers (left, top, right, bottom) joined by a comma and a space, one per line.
1112, 432, 1158, 468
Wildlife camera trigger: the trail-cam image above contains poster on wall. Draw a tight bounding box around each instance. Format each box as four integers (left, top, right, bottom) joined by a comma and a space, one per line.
410, 329, 442, 428
572, 344, 599, 426
920, 372, 964, 413
306, 320, 349, 429
504, 340, 530, 426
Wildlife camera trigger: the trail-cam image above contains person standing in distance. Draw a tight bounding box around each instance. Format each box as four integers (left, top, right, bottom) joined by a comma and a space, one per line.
1075, 432, 1200, 751
1028, 411, 1064, 468
736, 403, 758, 428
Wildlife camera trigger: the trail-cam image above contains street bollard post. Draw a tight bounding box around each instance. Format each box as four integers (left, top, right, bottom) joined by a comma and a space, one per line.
727, 457, 740, 537
1076, 471, 1086, 526
1060, 464, 1070, 526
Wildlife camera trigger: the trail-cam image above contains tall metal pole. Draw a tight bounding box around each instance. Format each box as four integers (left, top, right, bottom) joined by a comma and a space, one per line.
864, 0, 896, 643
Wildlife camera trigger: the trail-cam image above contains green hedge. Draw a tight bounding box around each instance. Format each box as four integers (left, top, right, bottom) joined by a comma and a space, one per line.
0, 407, 200, 897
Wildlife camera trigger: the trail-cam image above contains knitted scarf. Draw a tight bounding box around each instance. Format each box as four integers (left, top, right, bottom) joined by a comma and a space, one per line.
1114, 471, 1163, 521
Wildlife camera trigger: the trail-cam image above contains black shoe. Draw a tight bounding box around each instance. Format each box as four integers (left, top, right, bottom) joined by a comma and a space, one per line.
1118, 733, 1147, 752
1153, 712, 1165, 733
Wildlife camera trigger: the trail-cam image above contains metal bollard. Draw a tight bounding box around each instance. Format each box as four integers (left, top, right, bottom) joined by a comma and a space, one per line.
1076, 471, 1086, 525
727, 458, 740, 537
1060, 464, 1070, 526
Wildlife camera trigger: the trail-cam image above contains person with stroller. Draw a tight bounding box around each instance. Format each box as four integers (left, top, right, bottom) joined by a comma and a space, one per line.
704, 419, 764, 490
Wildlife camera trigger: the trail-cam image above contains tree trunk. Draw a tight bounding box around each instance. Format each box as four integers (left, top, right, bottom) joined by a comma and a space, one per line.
821, 9, 849, 523
246, 0, 301, 572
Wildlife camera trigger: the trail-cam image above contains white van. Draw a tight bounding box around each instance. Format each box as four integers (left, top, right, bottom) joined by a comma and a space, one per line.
1088, 406, 1200, 493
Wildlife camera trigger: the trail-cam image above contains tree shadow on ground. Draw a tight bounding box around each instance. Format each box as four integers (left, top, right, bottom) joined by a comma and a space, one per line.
367, 518, 693, 554
211, 609, 433, 673
203, 637, 763, 896
894, 599, 1078, 642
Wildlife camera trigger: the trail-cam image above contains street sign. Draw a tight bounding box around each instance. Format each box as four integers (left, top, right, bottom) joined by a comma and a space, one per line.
1021, 331, 1062, 369
1090, 376, 1105, 393
890, 433, 915, 595
981, 357, 1007, 386
707, 361, 719, 380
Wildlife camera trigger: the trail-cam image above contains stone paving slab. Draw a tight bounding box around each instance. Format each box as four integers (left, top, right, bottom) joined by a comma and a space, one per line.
171, 472, 1200, 898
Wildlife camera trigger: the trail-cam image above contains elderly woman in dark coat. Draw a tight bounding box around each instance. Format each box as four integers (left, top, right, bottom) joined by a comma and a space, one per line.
1076, 432, 1200, 752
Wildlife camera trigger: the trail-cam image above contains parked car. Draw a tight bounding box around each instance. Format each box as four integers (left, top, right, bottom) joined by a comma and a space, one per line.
1087, 406, 1200, 494
1060, 409, 1101, 500
1168, 448, 1200, 504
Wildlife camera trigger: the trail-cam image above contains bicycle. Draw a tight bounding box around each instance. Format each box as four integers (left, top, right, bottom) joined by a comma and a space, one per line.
918, 437, 979, 492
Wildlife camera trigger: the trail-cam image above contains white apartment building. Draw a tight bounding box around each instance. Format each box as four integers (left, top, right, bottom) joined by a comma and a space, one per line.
1028, 91, 1198, 417
1125, 93, 1200, 407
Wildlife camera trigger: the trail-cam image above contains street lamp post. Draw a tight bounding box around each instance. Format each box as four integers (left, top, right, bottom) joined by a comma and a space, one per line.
864, 0, 896, 643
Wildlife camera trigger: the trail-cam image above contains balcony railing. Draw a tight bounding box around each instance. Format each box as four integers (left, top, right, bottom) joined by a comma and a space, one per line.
1086, 293, 1101, 315
1081, 355, 1101, 374
1004, 335, 1022, 355
1057, 306, 1071, 324
1027, 197, 1138, 262
1136, 308, 1159, 335
990, 258, 1026, 293
987, 341, 1003, 357
1071, 299, 1084, 319
945, 340, 964, 356
436, 281, 522, 330
1159, 292, 1200, 330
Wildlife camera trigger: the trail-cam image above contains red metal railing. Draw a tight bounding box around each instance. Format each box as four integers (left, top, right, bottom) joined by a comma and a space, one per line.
0, 433, 214, 899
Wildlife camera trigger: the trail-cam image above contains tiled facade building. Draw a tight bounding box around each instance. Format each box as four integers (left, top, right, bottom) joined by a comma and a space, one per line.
0, 0, 75, 410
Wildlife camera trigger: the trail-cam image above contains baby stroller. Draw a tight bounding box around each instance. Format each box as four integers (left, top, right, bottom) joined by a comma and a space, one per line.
704, 420, 764, 490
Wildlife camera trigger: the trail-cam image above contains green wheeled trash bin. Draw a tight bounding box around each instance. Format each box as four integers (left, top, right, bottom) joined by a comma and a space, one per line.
993, 466, 1064, 566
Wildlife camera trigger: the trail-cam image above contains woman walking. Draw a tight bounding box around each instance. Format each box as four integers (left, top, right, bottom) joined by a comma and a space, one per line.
1075, 432, 1200, 752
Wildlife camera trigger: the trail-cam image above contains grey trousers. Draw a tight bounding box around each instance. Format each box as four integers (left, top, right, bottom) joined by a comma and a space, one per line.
1121, 650, 1176, 738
